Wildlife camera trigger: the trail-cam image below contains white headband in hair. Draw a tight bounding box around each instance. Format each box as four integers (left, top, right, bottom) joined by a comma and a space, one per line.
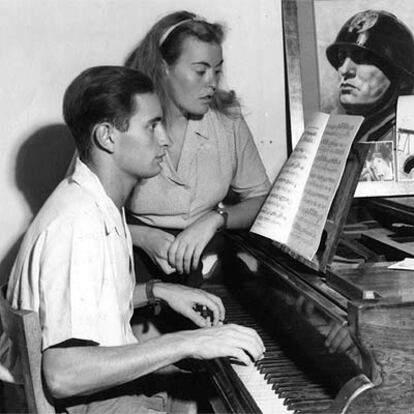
158, 16, 204, 47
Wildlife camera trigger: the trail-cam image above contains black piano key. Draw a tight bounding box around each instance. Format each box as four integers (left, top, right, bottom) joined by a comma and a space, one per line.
285, 395, 331, 405
287, 399, 332, 412
258, 360, 299, 370
265, 369, 304, 380
268, 376, 310, 386
273, 380, 325, 392
279, 385, 329, 400
203, 283, 351, 413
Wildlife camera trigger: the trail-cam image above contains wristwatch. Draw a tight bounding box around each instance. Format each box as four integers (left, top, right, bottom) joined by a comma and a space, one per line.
214, 205, 228, 231
146, 279, 162, 315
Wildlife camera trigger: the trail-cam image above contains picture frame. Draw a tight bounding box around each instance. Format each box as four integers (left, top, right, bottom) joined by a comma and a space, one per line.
282, 0, 414, 197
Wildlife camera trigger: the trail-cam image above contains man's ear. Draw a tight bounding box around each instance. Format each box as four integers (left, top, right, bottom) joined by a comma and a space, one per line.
93, 123, 115, 153
161, 59, 170, 77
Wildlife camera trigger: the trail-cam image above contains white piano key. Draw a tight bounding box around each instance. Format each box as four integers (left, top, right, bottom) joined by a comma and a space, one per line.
231, 362, 291, 414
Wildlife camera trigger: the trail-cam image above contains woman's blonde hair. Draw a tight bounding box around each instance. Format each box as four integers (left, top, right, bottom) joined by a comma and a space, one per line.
125, 10, 239, 118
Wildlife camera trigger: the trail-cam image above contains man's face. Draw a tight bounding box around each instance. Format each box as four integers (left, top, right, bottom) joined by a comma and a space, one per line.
115, 93, 170, 179
336, 48, 391, 114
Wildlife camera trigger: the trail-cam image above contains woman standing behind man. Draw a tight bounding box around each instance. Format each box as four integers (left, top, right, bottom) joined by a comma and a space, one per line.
125, 11, 270, 284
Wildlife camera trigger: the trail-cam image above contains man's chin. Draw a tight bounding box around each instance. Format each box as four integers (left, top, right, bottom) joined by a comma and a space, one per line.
340, 101, 374, 116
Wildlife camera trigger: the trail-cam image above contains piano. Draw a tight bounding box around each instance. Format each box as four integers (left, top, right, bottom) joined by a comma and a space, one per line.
201, 208, 414, 413
194, 125, 414, 414
188, 2, 414, 408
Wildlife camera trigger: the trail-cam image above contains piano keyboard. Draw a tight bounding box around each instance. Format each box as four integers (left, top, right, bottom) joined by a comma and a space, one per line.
231, 361, 290, 413
209, 284, 336, 414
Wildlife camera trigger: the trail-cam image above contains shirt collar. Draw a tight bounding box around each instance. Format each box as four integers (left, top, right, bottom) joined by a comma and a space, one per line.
191, 110, 210, 140
70, 158, 127, 237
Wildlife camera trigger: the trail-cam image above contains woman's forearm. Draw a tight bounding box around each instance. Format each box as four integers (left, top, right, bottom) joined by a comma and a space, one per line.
224, 195, 266, 229
128, 223, 149, 248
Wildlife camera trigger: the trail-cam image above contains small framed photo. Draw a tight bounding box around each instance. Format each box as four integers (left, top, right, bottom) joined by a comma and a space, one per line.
282, 0, 414, 197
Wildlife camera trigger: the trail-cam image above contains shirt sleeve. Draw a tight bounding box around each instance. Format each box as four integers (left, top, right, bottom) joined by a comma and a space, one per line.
231, 116, 271, 200
38, 210, 105, 350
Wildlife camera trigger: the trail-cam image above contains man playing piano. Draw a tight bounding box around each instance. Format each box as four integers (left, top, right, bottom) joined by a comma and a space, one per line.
0, 65, 264, 413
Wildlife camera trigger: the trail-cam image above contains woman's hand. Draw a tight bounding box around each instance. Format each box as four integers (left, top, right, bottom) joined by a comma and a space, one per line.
167, 212, 223, 274
154, 282, 225, 327
135, 226, 176, 274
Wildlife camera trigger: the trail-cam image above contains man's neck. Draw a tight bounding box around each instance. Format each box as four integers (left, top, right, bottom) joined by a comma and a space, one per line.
87, 158, 136, 211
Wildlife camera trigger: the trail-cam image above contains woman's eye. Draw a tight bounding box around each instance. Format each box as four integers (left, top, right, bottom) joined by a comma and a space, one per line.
196, 71, 206, 76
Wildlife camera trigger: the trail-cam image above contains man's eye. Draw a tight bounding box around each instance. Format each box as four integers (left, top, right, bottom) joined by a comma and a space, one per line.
337, 51, 347, 65
350, 50, 371, 64
196, 70, 206, 76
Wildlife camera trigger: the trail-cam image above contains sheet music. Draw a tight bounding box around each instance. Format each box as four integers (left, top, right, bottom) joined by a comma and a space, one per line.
289, 115, 363, 258
251, 112, 329, 242
251, 113, 363, 260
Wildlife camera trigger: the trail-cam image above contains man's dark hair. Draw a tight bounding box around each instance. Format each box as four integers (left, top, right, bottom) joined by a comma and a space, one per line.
63, 65, 154, 160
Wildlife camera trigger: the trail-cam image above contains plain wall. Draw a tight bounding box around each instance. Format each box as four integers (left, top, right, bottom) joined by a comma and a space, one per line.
0, 0, 287, 283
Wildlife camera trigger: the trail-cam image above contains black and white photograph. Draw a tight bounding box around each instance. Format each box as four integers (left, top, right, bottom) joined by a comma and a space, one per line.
359, 141, 395, 182
1, 1, 414, 413
288, 0, 414, 196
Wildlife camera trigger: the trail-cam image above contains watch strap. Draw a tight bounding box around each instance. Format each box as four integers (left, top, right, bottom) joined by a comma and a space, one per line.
146, 279, 162, 315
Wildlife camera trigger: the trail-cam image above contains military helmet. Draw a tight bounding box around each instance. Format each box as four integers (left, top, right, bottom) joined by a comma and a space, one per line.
326, 10, 414, 81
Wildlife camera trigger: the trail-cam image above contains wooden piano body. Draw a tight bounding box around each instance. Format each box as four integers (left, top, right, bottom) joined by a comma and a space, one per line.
203, 223, 414, 413
200, 135, 414, 413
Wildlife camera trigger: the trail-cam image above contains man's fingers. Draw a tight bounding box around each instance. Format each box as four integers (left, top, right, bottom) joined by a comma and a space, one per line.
224, 324, 265, 359
188, 309, 211, 328
204, 293, 225, 325
231, 349, 252, 366
194, 292, 225, 326
188, 324, 265, 363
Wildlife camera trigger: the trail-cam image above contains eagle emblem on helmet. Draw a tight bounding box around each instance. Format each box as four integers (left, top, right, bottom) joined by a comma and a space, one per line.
348, 10, 379, 33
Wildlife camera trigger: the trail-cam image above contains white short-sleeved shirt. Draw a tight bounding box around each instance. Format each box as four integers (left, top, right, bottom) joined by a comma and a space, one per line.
126, 109, 271, 228
0, 158, 137, 383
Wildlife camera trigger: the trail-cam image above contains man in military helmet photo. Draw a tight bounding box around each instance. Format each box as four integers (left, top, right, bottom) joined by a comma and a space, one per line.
326, 9, 414, 130
320, 8, 414, 356
325, 9, 414, 182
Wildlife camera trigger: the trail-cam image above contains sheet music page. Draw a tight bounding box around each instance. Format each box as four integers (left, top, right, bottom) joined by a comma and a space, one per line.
287, 114, 364, 259
251, 112, 330, 243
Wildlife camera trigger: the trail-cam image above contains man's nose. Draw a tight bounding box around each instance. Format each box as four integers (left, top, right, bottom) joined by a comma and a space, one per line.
338, 57, 356, 77
157, 125, 171, 147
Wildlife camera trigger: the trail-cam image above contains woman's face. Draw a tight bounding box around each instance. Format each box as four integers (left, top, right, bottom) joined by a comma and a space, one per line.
164, 37, 223, 117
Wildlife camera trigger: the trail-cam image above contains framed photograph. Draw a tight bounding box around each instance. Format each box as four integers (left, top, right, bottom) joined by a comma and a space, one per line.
283, 0, 414, 197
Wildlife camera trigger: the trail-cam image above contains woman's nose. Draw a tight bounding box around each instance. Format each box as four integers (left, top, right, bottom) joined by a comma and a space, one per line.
207, 70, 218, 91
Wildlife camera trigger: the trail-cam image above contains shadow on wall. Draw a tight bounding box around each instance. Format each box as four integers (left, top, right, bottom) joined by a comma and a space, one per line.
0, 124, 75, 286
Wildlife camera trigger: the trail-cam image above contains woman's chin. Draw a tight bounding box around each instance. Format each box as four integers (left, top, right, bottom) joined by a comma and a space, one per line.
186, 106, 210, 119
